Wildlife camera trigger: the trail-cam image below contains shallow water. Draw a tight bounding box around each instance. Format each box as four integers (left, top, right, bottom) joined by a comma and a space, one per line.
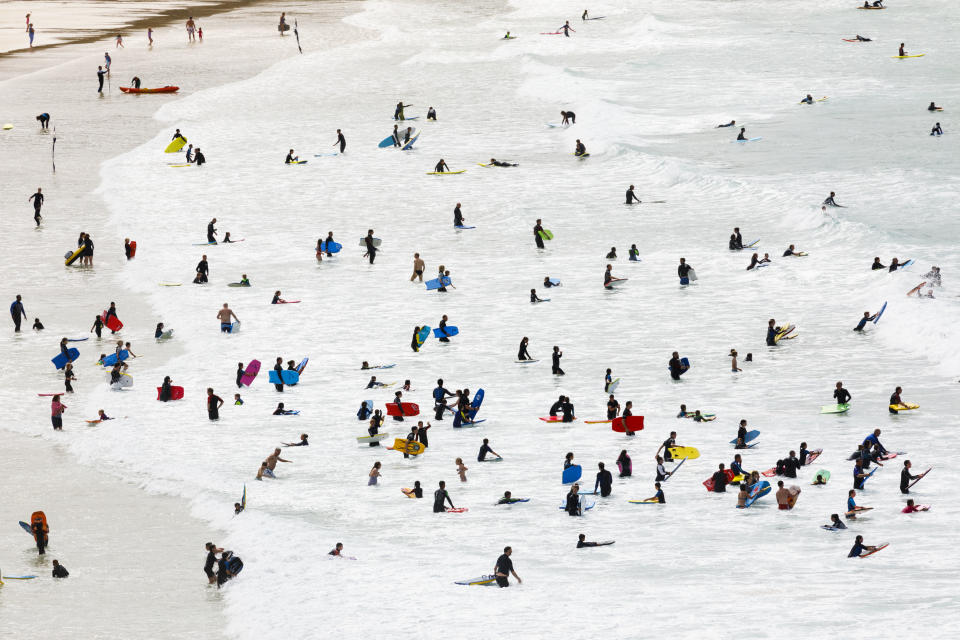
2, 0, 959, 637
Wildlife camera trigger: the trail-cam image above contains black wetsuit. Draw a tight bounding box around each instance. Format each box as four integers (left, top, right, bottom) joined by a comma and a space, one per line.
766, 326, 777, 346
549, 400, 563, 417
10, 299, 26, 331
518, 341, 531, 361
495, 553, 513, 587
783, 456, 800, 478
52, 563, 69, 578
433, 488, 453, 513
274, 363, 284, 392
204, 550, 217, 579
454, 205, 463, 227
364, 236, 377, 264
711, 470, 728, 493
438, 319, 451, 343
237, 365, 244, 388
595, 468, 613, 497
534, 224, 545, 249
194, 150, 206, 166
29, 191, 43, 225
207, 222, 217, 243
668, 357, 682, 380
207, 394, 222, 420
336, 132, 346, 152
32, 522, 47, 555
478, 443, 494, 461
552, 351, 564, 375
900, 467, 918, 494
626, 187, 639, 204
834, 388, 851, 404
661, 437, 676, 462
561, 400, 575, 423
97, 68, 106, 92
195, 259, 209, 283
565, 491, 580, 516
677, 263, 692, 281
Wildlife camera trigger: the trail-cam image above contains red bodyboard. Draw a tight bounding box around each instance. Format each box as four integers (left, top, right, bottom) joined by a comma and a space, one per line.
703, 468, 736, 491
386, 402, 419, 417
101, 310, 124, 332
129, 241, 137, 258
156, 386, 185, 400
612, 415, 644, 433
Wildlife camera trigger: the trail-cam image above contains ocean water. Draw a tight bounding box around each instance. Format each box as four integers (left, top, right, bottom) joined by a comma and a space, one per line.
3, 0, 959, 637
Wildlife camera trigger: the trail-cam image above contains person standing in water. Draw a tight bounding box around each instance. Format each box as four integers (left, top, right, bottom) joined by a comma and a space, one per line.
433, 480, 455, 512
333, 129, 346, 153
410, 253, 425, 282
453, 203, 465, 227
51, 394, 66, 430
534, 218, 545, 249
216, 303, 239, 332
10, 294, 26, 332
36, 113, 50, 129
186, 16, 196, 41
363, 229, 378, 264
626, 185, 640, 204
560, 21, 575, 37
206, 388, 223, 421
552, 346, 564, 375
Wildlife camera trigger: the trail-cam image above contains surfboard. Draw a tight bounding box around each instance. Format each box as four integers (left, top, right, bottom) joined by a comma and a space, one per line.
425, 276, 452, 291
889, 403, 919, 412
516, 359, 539, 364
455, 225, 475, 230
295, 357, 309, 374
612, 415, 643, 433
538, 229, 554, 240
19, 521, 33, 536
606, 378, 620, 393
604, 277, 628, 288
873, 301, 887, 324
65, 246, 85, 266
558, 496, 596, 511
455, 575, 497, 586
402, 132, 420, 150
51, 348, 79, 369
467, 389, 485, 420
100, 350, 129, 367
358, 433, 390, 443
319, 240, 342, 253
110, 372, 134, 388
729, 430, 760, 445
240, 360, 260, 386
268, 370, 300, 385
812, 470, 831, 485
358, 237, 382, 247
156, 385, 184, 400
562, 464, 582, 485
820, 404, 850, 414
386, 402, 419, 417
786, 485, 802, 508
858, 543, 889, 558
157, 330, 174, 340
540, 416, 576, 423
165, 137, 187, 153
415, 326, 432, 347
856, 5, 885, 8
391, 438, 425, 455
628, 499, 661, 504
426, 170, 467, 175
740, 481, 771, 508
668, 446, 700, 460
229, 321, 241, 333
703, 469, 736, 492
908, 468, 932, 489
446, 507, 468, 513
774, 324, 796, 343
574, 153, 590, 158
892, 54, 925, 58
732, 137, 762, 143
584, 419, 612, 424
433, 326, 459, 338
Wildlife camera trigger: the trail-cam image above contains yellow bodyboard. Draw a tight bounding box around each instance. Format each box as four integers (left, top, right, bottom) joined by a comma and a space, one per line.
392, 439, 424, 455
668, 446, 700, 460
165, 137, 187, 153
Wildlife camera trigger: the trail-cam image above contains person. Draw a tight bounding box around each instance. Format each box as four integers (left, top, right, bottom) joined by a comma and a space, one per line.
35, 113, 51, 130
434, 158, 449, 173
746, 253, 761, 271
594, 462, 613, 497
606, 394, 620, 420
871, 257, 886, 271
551, 397, 567, 418
204, 218, 218, 244
552, 346, 564, 375
800, 94, 813, 105
889, 387, 907, 413
10, 294, 26, 332
265, 448, 291, 476
256, 461, 273, 480
931, 122, 943, 136
194, 148, 206, 166
606, 247, 617, 260
923, 266, 942, 286
717, 120, 735, 128
427, 106, 437, 120
437, 314, 452, 343
186, 16, 196, 41
906, 282, 935, 298
453, 203, 465, 228
560, 396, 576, 422
394, 101, 412, 120
533, 218, 546, 249
646, 482, 665, 503
33, 318, 44, 331
411, 326, 422, 353
148, 27, 154, 45
823, 191, 842, 207
216, 550, 241, 588
629, 244, 640, 261
825, 514, 847, 529
582, 9, 589, 20
333, 129, 346, 153
902, 499, 927, 514
668, 351, 683, 380
848, 535, 879, 558
488, 158, 518, 167
560, 20, 575, 37
284, 149, 300, 164
730, 454, 747, 480
206, 388, 223, 420
737, 484, 749, 508
574, 139, 587, 156
184, 144, 195, 162
517, 337, 532, 361
826, 383, 851, 410
204, 543, 223, 584
565, 484, 581, 516
775, 481, 791, 509
96, 65, 107, 93
657, 432, 678, 463
233, 393, 243, 406
730, 349, 742, 372
765, 319, 778, 346
478, 438, 500, 461
898, 42, 906, 56
368, 461, 381, 485
737, 127, 747, 141
433, 480, 455, 512
530, 288, 546, 302
64, 363, 76, 393
900, 460, 920, 494
677, 257, 693, 284
455, 458, 469, 482
853, 310, 878, 332
363, 229, 378, 264
616, 450, 632, 477
51, 395, 66, 430
217, 303, 239, 332
404, 481, 423, 498
28, 187, 44, 226
711, 464, 729, 493
329, 543, 345, 557
625, 184, 640, 204
494, 546, 521, 587
52, 559, 69, 578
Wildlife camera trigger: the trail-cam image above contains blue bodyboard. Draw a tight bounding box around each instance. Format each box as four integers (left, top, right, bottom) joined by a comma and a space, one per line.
425, 276, 452, 291
51, 348, 80, 369
562, 464, 583, 485
873, 301, 887, 324
268, 370, 300, 385
468, 388, 485, 419
730, 430, 760, 445
433, 326, 459, 338
320, 240, 342, 253
101, 350, 129, 367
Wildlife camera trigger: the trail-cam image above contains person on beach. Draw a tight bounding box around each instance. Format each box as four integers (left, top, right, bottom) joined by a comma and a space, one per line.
97, 66, 106, 93
198, 26, 203, 40
29, 23, 35, 47
334, 129, 346, 153
217, 303, 239, 332
148, 28, 153, 46
187, 17, 197, 41
116, 34, 124, 48
51, 395, 66, 430
10, 295, 26, 332
36, 113, 50, 129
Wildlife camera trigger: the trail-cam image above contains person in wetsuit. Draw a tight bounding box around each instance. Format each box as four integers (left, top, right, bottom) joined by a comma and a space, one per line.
52, 559, 69, 578
594, 462, 613, 497
848, 535, 878, 558
28, 187, 44, 226
711, 464, 728, 493
855, 35, 871, 42
823, 191, 842, 207
363, 229, 378, 264
871, 257, 886, 270
574, 139, 587, 156
194, 148, 206, 166
194, 255, 209, 283
488, 158, 518, 167
434, 159, 449, 173
478, 438, 500, 461
549, 395, 565, 417
834, 381, 852, 404
800, 94, 814, 105
427, 107, 437, 120
560, 21, 575, 36
606, 394, 620, 420
333, 129, 346, 153
565, 484, 581, 516
677, 258, 693, 284
206, 218, 217, 243
454, 203, 464, 227
717, 120, 735, 128
766, 319, 778, 346
285, 149, 299, 164
561, 111, 576, 125
518, 337, 532, 361
552, 346, 564, 375
433, 379, 453, 420
931, 122, 943, 136
737, 127, 747, 141
668, 352, 683, 380
533, 219, 545, 249
560, 397, 575, 422
616, 450, 632, 476
494, 547, 521, 587
900, 459, 920, 494
433, 480, 455, 512
626, 184, 639, 204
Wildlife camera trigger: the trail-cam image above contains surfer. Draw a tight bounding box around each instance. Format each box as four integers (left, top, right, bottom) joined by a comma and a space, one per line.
265, 448, 291, 476
898, 43, 906, 57
717, 120, 735, 128
204, 543, 223, 583
560, 21, 575, 37
410, 252, 425, 282
50, 395, 66, 430
552, 346, 564, 375
593, 462, 613, 497
711, 465, 729, 493
800, 94, 814, 105
488, 158, 517, 167
334, 129, 346, 153
617, 450, 632, 477
928, 101, 940, 111
404, 481, 423, 498
434, 159, 449, 173
453, 203, 464, 227
52, 559, 69, 578
582, 10, 589, 20
574, 139, 587, 156
668, 352, 685, 380
646, 482, 666, 504
494, 547, 521, 587
746, 253, 761, 270
783, 244, 800, 256
28, 187, 43, 226
206, 388, 223, 420
606, 395, 620, 420
853, 311, 878, 332
730, 454, 747, 479
823, 191, 842, 207
206, 218, 217, 243
10, 294, 26, 332
855, 34, 872, 41
606, 248, 617, 259
677, 258, 693, 284
97, 66, 107, 93
363, 229, 378, 264
36, 113, 50, 129
427, 107, 437, 120
604, 264, 616, 287
737, 127, 747, 141
534, 218, 545, 249
900, 460, 920, 494
931, 122, 943, 136
902, 500, 927, 513
433, 480, 455, 512
561, 111, 576, 125
833, 382, 852, 405
394, 101, 412, 120
729, 349, 742, 372
478, 438, 500, 461
565, 484, 581, 516
284, 149, 299, 164
561, 397, 576, 422
775, 482, 792, 509
848, 535, 879, 558
657, 431, 678, 463
626, 185, 640, 204
368, 462, 381, 486
888, 388, 906, 413
871, 257, 886, 270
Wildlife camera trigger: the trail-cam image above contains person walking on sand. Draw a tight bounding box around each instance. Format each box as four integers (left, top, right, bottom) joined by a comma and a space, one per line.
116, 33, 124, 48
148, 27, 153, 46
28, 23, 35, 48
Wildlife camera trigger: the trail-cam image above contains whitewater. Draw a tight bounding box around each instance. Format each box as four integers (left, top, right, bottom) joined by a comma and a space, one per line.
2, 0, 959, 637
